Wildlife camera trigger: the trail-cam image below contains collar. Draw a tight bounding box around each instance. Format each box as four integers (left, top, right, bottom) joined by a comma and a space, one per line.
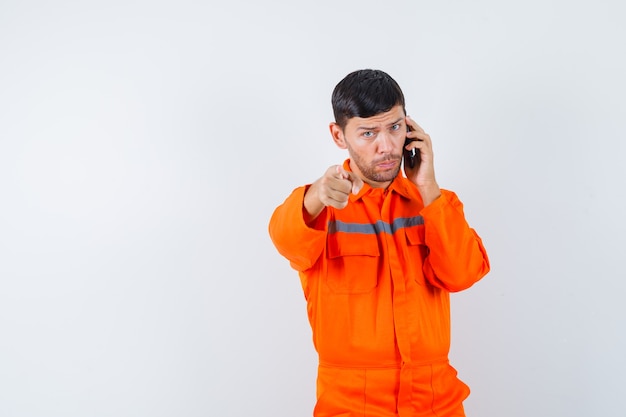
342, 159, 414, 202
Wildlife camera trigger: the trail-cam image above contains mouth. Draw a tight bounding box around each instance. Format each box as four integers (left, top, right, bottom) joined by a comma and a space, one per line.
376, 159, 399, 170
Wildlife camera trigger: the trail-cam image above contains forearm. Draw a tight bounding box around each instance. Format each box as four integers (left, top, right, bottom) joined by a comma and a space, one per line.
420, 190, 490, 291
268, 186, 327, 271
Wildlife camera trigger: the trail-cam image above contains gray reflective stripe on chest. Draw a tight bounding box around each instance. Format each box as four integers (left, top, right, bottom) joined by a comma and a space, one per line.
328, 216, 424, 235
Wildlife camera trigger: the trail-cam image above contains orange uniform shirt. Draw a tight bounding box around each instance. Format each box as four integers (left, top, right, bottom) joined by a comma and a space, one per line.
269, 161, 490, 417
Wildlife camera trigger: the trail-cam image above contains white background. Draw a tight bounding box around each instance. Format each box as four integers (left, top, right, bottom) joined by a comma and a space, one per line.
1, 1, 625, 416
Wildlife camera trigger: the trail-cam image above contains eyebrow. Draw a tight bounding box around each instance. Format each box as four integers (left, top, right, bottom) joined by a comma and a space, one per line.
356, 117, 404, 131
387, 117, 404, 127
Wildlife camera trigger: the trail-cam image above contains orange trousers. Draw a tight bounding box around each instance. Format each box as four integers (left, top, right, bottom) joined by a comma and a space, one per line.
314, 361, 469, 417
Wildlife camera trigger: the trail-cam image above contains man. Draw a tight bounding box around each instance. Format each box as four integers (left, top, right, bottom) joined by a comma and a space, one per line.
268, 69, 490, 417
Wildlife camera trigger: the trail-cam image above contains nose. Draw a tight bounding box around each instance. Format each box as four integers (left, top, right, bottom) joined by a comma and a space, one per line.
376, 132, 394, 154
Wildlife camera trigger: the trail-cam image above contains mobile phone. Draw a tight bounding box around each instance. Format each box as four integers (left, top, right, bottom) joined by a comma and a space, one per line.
404, 126, 420, 168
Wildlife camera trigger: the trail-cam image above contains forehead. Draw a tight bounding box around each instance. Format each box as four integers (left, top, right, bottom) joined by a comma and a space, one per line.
346, 105, 405, 129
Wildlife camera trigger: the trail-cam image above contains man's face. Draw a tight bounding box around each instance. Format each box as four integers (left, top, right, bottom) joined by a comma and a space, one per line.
331, 104, 407, 188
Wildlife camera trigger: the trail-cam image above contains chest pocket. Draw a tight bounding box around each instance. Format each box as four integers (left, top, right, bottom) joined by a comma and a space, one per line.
325, 232, 380, 294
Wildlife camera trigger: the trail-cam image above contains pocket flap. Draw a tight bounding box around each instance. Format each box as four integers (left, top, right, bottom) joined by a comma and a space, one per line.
405, 225, 426, 246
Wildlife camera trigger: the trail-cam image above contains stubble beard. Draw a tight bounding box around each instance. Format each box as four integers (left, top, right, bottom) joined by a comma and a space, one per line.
349, 148, 402, 184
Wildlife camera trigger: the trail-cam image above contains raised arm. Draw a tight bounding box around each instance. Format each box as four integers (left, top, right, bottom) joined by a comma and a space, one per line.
420, 190, 490, 292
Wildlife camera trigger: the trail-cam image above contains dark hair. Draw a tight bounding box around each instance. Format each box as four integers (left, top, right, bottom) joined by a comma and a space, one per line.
331, 69, 406, 129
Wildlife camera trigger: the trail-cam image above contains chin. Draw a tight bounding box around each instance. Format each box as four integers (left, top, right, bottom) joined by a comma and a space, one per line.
370, 169, 400, 184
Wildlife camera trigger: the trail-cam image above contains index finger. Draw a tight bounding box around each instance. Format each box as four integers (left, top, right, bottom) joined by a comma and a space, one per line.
336, 166, 363, 194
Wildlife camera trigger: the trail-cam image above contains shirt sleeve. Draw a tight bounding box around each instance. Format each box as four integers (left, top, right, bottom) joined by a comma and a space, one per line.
268, 185, 328, 272
419, 189, 490, 292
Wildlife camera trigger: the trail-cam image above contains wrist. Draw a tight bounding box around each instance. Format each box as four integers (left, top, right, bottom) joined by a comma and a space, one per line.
418, 181, 441, 206
303, 182, 325, 224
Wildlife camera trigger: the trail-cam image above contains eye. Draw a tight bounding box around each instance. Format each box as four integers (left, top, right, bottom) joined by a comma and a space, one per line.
391, 124, 401, 131
363, 131, 374, 138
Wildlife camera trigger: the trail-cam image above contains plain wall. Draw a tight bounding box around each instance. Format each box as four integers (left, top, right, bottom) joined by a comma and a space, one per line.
1, 1, 625, 416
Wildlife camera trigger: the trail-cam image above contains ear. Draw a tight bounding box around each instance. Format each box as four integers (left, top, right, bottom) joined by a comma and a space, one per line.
329, 122, 348, 149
